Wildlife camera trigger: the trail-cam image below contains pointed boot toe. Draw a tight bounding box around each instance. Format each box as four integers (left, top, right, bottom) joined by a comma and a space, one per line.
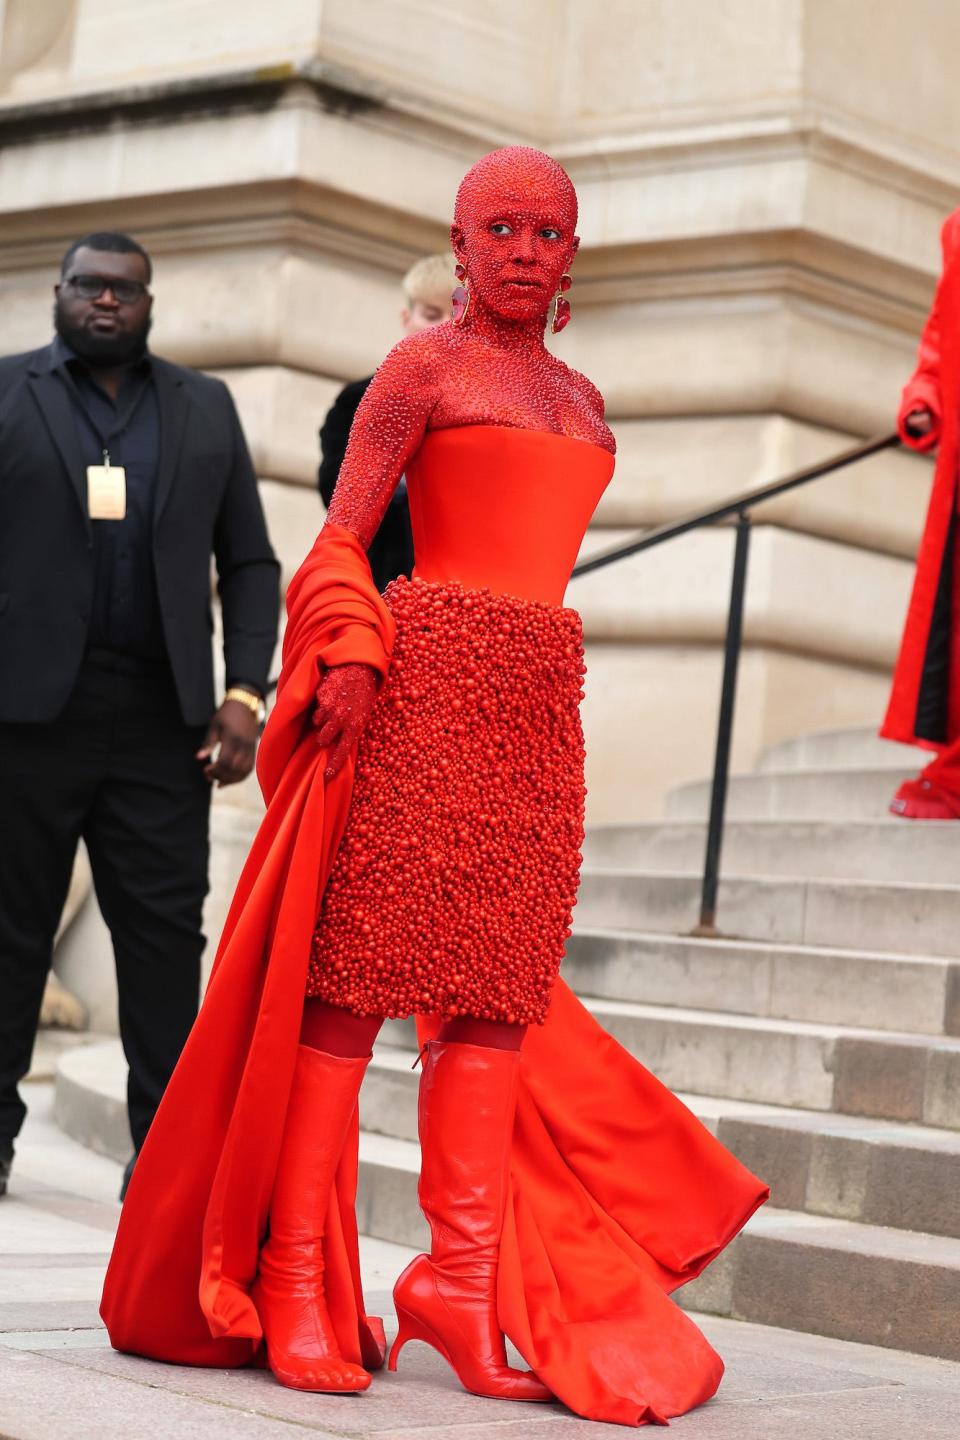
254, 1047, 372, 1396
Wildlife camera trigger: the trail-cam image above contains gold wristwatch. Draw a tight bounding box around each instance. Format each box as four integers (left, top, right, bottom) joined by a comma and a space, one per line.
224, 687, 267, 728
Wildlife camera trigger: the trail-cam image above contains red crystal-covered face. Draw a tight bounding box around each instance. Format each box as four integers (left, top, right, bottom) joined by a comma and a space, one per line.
451, 147, 579, 324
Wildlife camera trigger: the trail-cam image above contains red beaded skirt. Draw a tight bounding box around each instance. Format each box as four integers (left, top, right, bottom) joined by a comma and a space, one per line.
306, 576, 587, 1024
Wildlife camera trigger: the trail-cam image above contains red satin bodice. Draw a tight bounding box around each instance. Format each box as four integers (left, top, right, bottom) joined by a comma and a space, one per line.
406, 425, 615, 606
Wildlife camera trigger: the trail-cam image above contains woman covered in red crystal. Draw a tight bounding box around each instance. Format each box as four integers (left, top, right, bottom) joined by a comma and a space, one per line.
101, 148, 767, 1428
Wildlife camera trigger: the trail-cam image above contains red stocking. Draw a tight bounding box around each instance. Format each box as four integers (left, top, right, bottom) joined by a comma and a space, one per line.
436, 1016, 527, 1051
300, 999, 384, 1058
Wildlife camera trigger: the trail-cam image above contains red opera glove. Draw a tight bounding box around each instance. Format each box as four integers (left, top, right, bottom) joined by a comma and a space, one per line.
312, 662, 379, 780
903, 406, 936, 440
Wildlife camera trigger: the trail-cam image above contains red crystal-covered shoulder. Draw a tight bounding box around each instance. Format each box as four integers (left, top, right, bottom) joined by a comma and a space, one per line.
326, 331, 442, 547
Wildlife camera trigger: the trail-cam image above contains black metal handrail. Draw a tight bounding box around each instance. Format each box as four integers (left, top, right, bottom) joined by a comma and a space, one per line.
570, 429, 903, 935
572, 430, 902, 578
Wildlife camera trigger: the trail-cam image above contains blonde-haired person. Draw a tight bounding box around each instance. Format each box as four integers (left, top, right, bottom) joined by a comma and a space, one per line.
319, 253, 456, 592
399, 253, 457, 332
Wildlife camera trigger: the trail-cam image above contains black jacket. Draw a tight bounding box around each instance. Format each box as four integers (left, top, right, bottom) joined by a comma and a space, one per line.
318, 376, 415, 595
0, 343, 279, 725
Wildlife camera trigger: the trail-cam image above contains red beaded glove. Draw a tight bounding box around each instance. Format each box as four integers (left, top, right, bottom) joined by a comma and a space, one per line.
311, 662, 379, 780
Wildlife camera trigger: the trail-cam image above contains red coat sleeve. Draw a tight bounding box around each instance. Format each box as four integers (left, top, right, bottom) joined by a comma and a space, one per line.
898, 212, 958, 452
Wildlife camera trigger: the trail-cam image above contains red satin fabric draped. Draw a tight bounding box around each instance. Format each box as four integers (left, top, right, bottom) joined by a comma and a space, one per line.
100, 523, 395, 1368
883, 210, 960, 749
101, 520, 767, 1427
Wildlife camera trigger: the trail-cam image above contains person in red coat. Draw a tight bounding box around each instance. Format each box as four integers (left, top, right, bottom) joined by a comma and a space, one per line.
885, 209, 960, 818
100, 147, 768, 1428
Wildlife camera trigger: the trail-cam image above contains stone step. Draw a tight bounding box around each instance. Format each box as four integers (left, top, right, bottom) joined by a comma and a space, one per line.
666, 767, 912, 820
54, 1036, 130, 1162
583, 996, 960, 1127
563, 928, 959, 1035
58, 1039, 960, 1248
758, 726, 926, 774
357, 1130, 427, 1252
372, 1056, 960, 1234
712, 1107, 960, 1241
55, 1037, 960, 1349
58, 982, 960, 1172
576, 869, 960, 959
361, 1045, 423, 1144
355, 1129, 960, 1363
371, 996, 960, 1128
686, 1206, 960, 1363
359, 1053, 960, 1238
583, 818, 960, 884
25, 1030, 102, 1085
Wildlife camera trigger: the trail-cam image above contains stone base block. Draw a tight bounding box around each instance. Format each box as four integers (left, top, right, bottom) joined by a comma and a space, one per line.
582, 642, 891, 821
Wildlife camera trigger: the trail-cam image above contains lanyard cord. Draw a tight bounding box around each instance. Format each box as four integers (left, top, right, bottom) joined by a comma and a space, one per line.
60, 364, 152, 466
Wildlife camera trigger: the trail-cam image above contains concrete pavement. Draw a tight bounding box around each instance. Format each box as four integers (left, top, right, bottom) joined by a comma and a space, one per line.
2, 1077, 960, 1439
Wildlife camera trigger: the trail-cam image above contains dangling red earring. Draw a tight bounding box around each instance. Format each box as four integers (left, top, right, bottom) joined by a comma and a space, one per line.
552, 273, 572, 334
452, 262, 470, 325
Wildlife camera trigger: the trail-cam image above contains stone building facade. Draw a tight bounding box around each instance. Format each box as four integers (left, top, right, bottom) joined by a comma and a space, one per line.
0, 1, 953, 1020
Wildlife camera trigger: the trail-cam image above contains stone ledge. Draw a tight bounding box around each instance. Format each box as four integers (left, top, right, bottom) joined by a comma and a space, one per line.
582, 817, 952, 884
53, 1040, 129, 1164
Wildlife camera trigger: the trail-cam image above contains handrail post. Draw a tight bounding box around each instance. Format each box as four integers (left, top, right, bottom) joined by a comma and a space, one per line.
695, 512, 752, 937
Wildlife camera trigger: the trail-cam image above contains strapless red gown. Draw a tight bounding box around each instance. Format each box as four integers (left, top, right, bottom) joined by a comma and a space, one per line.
101, 426, 767, 1428
308, 427, 614, 1022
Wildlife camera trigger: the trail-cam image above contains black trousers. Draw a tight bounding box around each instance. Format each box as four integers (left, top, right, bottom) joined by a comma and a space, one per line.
916, 511, 955, 744
0, 651, 210, 1153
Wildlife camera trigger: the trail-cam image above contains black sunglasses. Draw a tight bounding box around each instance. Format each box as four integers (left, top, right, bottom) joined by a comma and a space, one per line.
63, 273, 150, 305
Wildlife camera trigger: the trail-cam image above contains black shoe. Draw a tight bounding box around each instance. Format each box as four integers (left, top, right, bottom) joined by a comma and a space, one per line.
119, 1153, 136, 1203
0, 1141, 13, 1197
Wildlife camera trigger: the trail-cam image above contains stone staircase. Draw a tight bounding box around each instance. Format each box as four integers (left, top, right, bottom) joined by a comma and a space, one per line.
55, 724, 960, 1361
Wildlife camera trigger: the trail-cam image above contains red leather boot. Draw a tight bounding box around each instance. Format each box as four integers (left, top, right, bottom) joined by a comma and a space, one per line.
252, 1044, 371, 1392
389, 1040, 551, 1402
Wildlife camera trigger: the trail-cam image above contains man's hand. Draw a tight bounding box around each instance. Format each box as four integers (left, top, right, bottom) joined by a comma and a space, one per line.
196, 699, 259, 786
312, 663, 379, 781
904, 406, 936, 438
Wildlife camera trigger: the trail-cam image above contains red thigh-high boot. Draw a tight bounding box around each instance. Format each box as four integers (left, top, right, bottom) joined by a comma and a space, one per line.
253, 1043, 371, 1392
389, 1040, 551, 1402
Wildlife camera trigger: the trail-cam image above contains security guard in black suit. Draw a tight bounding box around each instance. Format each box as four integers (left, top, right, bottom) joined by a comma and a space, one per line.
0, 232, 280, 1197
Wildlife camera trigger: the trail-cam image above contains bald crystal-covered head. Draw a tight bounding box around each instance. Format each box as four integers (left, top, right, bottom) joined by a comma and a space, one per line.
451, 147, 579, 326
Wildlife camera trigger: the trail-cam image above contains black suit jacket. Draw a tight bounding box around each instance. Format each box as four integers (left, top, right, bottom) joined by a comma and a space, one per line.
318, 377, 415, 595
0, 343, 280, 725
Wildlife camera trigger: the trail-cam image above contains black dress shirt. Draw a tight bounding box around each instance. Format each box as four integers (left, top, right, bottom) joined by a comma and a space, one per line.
52, 337, 166, 664
0, 342, 278, 724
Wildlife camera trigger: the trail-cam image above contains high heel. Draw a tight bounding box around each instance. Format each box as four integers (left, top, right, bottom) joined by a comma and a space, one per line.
389, 1276, 469, 1375
254, 1044, 371, 1393
388, 1295, 444, 1371
391, 1041, 552, 1403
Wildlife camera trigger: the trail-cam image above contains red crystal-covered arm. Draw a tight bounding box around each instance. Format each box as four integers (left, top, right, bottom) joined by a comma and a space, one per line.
326, 336, 438, 545
897, 214, 956, 453
898, 282, 943, 452
304, 337, 439, 778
